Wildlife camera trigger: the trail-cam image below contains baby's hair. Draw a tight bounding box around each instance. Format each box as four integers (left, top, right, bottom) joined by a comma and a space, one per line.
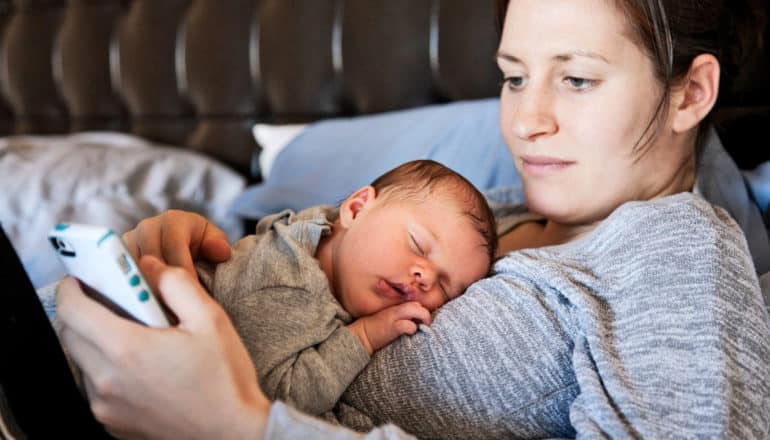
369, 160, 498, 266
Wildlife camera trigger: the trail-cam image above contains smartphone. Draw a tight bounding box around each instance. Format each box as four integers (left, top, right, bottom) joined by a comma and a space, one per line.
48, 223, 171, 327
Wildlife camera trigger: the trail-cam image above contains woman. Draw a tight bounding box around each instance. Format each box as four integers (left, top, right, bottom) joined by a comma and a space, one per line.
56, 0, 770, 438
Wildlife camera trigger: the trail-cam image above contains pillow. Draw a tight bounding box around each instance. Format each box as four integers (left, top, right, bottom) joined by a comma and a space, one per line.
232, 98, 519, 219
0, 132, 246, 288
252, 123, 308, 179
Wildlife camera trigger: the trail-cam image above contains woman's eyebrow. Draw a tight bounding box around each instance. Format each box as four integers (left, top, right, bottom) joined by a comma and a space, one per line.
496, 51, 522, 64
496, 50, 611, 64
552, 50, 611, 64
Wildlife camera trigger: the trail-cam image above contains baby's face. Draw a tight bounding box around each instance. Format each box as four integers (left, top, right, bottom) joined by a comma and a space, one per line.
331, 194, 490, 317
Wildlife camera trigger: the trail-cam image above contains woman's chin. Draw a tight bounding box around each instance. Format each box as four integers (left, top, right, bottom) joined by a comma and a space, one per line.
524, 192, 579, 223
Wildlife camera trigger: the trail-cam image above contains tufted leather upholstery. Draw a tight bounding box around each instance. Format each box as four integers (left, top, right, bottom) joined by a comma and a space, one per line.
114, 0, 194, 145
0, 0, 766, 178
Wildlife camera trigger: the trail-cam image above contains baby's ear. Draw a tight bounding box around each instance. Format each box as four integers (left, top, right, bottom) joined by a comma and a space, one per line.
339, 186, 377, 228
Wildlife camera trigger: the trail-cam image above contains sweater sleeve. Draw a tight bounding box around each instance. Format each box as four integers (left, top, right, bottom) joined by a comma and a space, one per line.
265, 401, 416, 440
338, 194, 770, 439
563, 197, 770, 439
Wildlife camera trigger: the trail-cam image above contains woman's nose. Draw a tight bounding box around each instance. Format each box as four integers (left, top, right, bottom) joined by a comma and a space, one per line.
510, 89, 558, 141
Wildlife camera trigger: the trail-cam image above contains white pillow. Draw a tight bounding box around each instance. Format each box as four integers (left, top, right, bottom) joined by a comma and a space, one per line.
0, 132, 246, 288
252, 123, 308, 179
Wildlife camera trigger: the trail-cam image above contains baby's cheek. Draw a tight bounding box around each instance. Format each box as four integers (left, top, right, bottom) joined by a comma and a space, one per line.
426, 295, 447, 312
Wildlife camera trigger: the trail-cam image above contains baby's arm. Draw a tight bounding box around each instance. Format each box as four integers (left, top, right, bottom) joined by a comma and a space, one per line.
219, 284, 370, 416
228, 292, 431, 416
347, 302, 432, 355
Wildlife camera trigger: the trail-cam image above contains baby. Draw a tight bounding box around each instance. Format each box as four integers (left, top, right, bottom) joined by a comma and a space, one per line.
196, 159, 497, 415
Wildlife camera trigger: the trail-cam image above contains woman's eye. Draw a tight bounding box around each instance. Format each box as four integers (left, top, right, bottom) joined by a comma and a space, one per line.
564, 76, 596, 90
502, 76, 525, 91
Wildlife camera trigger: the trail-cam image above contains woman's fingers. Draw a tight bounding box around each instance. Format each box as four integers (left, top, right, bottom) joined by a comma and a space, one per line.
140, 255, 220, 332
121, 228, 141, 262
158, 211, 207, 276
199, 222, 232, 262
157, 210, 232, 271
56, 277, 138, 349
122, 210, 231, 278
122, 216, 163, 262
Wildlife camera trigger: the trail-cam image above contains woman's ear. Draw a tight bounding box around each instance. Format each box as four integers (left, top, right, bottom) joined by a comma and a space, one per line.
339, 186, 377, 228
671, 54, 720, 133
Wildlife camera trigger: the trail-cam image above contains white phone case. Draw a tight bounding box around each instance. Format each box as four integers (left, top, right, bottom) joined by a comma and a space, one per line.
48, 223, 170, 327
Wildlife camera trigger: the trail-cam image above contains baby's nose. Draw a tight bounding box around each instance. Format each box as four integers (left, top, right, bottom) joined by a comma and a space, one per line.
412, 265, 437, 290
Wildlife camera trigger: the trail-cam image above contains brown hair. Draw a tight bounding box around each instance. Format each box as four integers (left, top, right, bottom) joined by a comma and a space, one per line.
369, 159, 498, 265
494, 0, 768, 154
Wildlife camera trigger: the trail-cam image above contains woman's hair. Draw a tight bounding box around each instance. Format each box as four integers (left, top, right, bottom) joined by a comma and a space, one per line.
494, 0, 768, 153
369, 159, 498, 265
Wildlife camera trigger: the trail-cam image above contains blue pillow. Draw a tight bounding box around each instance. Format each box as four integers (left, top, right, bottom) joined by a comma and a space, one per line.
231, 98, 519, 219
744, 163, 770, 216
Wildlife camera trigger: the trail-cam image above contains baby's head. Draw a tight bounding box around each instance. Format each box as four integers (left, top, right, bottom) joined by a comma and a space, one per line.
325, 160, 496, 318
368, 160, 498, 265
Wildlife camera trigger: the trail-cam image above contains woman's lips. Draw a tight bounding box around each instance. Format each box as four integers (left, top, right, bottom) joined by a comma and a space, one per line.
520, 155, 575, 176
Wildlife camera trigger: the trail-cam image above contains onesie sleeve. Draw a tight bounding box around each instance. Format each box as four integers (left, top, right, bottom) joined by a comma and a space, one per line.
225, 284, 371, 416
196, 215, 371, 416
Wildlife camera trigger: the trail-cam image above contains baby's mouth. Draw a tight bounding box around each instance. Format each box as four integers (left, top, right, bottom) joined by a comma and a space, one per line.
388, 281, 407, 298
386, 280, 417, 301
376, 279, 412, 301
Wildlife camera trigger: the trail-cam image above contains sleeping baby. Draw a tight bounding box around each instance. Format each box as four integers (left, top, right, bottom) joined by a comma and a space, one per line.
196, 159, 497, 415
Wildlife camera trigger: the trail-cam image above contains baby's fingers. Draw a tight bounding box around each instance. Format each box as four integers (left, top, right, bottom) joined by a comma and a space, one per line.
393, 319, 419, 336
391, 301, 432, 326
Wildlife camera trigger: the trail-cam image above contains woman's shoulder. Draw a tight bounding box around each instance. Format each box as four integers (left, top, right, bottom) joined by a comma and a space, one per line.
493, 192, 760, 309
561, 192, 756, 275
599, 192, 745, 245
493, 192, 758, 298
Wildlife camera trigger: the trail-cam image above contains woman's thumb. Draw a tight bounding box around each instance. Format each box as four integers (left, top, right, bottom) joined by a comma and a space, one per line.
139, 255, 214, 329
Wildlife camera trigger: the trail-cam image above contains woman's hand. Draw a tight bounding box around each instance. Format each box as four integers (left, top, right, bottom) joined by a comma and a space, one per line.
122, 210, 232, 278
56, 255, 270, 440
348, 302, 432, 355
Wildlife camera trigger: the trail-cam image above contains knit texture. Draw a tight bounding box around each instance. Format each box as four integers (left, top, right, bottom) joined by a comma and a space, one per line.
197, 206, 371, 416
323, 193, 770, 439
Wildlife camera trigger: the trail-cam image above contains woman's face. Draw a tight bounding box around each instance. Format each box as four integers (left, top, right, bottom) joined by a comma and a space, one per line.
497, 0, 694, 226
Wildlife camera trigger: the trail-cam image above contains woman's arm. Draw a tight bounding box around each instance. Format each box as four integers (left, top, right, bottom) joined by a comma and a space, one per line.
340, 194, 770, 439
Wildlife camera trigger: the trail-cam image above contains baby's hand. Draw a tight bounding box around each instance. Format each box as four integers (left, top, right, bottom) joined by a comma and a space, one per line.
347, 302, 432, 355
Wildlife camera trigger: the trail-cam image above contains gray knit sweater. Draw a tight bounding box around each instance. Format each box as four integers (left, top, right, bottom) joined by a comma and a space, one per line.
265, 193, 770, 439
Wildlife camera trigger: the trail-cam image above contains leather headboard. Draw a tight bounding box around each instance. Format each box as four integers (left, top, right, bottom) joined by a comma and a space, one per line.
0, 0, 767, 179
